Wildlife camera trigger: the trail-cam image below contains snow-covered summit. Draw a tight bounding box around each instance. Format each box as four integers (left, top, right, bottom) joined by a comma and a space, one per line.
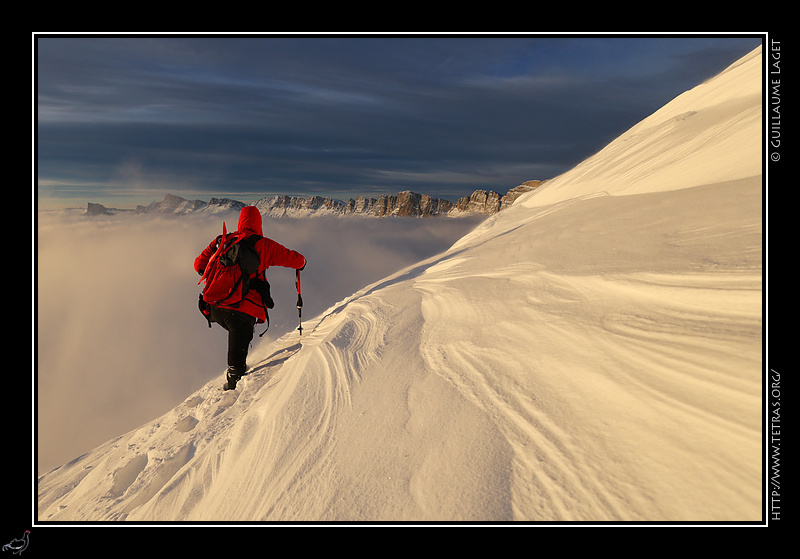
37, 45, 763, 523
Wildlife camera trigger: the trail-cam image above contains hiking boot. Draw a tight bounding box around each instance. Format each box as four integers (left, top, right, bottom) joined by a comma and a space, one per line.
223, 367, 244, 390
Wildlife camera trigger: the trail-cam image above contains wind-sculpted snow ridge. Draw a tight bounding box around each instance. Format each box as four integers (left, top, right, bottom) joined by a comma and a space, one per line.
38, 45, 763, 523
411, 177, 762, 521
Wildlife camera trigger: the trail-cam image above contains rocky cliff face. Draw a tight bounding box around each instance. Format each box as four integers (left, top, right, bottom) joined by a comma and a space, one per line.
85, 202, 111, 216
255, 194, 350, 217
451, 181, 543, 215
253, 191, 457, 218
133, 194, 244, 215
87, 181, 544, 218
351, 191, 456, 217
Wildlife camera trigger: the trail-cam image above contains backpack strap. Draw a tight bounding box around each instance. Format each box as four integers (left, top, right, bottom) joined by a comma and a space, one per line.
225, 234, 272, 337
198, 294, 213, 328
257, 310, 270, 338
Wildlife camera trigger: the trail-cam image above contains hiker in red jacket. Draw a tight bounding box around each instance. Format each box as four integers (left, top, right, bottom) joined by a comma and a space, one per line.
195, 206, 306, 389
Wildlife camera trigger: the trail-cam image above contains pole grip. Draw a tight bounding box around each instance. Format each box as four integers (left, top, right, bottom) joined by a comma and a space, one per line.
296, 269, 303, 307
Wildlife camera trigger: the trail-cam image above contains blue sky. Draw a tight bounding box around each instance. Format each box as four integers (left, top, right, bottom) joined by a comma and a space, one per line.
35, 34, 763, 209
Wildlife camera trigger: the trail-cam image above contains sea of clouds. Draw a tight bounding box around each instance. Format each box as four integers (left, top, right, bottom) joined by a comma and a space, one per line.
36, 210, 484, 474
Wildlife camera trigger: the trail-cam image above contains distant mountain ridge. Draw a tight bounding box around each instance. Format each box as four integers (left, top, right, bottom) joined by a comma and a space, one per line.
85, 181, 544, 218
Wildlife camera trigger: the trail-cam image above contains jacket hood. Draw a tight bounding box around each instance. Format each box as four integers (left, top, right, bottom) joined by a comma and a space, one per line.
238, 206, 263, 236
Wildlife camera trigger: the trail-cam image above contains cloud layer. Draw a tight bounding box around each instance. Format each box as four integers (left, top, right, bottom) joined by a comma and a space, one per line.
36, 210, 483, 473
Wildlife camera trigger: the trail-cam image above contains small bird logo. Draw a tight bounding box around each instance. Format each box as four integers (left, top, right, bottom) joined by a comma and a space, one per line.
2, 531, 29, 555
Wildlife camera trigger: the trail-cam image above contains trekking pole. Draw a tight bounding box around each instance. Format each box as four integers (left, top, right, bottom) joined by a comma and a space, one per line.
296, 269, 303, 336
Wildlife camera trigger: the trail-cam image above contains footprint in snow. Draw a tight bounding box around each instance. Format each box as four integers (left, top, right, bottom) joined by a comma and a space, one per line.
211, 390, 239, 418
183, 395, 203, 408
175, 416, 199, 432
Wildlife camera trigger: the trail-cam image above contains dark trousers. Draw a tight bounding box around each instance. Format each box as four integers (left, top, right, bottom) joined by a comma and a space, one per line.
209, 306, 256, 375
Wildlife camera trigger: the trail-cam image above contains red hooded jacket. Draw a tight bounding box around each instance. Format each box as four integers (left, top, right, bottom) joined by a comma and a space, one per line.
194, 206, 306, 322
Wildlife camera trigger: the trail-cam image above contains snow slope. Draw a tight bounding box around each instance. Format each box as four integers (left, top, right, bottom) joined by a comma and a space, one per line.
37, 45, 763, 523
